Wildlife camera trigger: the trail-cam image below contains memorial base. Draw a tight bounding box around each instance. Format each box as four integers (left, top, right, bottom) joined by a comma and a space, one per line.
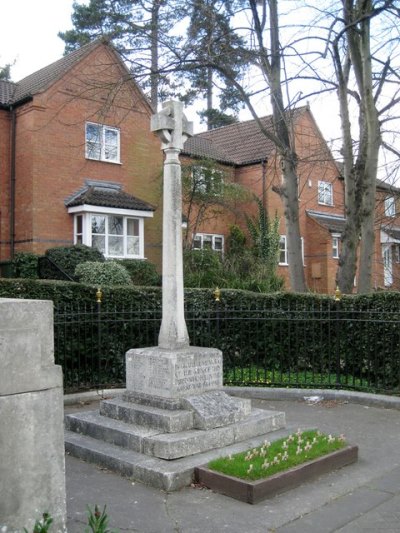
65, 345, 286, 490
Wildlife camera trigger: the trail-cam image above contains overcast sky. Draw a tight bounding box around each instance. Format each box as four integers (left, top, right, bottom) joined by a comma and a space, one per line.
0, 0, 79, 81
0, 0, 342, 142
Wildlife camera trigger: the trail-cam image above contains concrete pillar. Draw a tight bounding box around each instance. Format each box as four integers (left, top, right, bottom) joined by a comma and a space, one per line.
0, 299, 66, 533
151, 101, 193, 350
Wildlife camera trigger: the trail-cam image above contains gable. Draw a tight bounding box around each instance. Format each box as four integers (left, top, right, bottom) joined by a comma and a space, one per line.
0, 40, 153, 116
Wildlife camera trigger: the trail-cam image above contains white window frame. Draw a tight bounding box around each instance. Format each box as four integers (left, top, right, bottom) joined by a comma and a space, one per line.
278, 235, 304, 266
85, 122, 121, 163
70, 205, 153, 259
193, 233, 224, 253
279, 235, 288, 265
192, 166, 224, 196
384, 196, 396, 217
318, 181, 333, 206
332, 233, 340, 259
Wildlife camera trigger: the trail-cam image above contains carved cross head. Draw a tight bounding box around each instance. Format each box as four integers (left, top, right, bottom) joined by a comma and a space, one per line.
151, 100, 193, 151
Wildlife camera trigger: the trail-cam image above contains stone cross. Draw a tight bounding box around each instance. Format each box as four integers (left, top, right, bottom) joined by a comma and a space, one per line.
151, 101, 193, 350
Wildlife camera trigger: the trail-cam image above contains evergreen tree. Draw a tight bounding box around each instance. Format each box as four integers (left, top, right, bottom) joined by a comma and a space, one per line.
183, 0, 245, 129
59, 0, 183, 108
0, 64, 12, 81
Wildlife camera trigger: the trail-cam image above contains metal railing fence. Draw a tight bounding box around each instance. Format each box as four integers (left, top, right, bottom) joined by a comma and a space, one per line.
54, 299, 400, 395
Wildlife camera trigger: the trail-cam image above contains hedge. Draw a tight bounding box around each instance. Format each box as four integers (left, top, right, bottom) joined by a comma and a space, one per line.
1, 278, 399, 393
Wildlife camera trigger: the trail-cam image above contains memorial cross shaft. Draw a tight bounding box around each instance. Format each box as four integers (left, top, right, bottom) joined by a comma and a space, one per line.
151, 101, 193, 350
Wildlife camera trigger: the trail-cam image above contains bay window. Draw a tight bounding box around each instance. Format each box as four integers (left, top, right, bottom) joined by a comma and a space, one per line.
72, 209, 147, 259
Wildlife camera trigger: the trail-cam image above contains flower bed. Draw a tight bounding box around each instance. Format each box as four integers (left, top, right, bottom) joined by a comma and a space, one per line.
195, 430, 358, 504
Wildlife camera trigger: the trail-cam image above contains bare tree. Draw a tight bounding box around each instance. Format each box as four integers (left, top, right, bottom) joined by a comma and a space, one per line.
180, 0, 308, 291
328, 0, 400, 293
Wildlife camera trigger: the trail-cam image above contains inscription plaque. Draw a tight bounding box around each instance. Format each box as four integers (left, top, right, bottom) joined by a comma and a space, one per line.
126, 346, 223, 399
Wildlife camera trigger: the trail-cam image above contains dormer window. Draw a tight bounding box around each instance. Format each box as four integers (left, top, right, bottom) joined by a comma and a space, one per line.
85, 122, 120, 163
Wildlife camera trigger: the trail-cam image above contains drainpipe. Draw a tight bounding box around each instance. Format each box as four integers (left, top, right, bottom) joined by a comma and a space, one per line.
10, 105, 16, 259
262, 159, 267, 210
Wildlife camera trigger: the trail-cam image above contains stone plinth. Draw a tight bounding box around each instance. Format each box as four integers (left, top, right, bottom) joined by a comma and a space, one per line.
126, 346, 223, 398
0, 299, 66, 533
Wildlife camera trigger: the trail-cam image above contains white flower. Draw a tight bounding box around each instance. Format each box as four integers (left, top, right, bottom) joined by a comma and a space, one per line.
262, 461, 270, 469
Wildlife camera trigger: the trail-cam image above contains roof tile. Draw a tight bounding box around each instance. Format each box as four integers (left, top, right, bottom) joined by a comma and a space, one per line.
65, 186, 155, 212
184, 109, 305, 166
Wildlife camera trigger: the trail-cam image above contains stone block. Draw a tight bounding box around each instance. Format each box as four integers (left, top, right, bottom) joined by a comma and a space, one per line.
126, 346, 223, 398
181, 390, 251, 429
0, 299, 62, 396
0, 389, 66, 532
143, 425, 235, 460
0, 298, 66, 532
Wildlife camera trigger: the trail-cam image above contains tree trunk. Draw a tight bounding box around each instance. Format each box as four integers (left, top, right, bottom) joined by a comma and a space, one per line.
336, 0, 381, 294
268, 0, 307, 292
150, 0, 161, 109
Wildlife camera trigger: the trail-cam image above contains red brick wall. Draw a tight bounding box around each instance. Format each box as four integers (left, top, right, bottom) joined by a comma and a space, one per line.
0, 109, 11, 260
5, 44, 163, 267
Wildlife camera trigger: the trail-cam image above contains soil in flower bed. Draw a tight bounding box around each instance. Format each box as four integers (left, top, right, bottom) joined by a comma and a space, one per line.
195, 430, 358, 504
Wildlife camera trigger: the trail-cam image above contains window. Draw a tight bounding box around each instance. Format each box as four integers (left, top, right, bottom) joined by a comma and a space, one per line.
384, 196, 396, 217
318, 181, 333, 206
394, 244, 400, 264
86, 123, 120, 163
278, 235, 304, 266
193, 233, 224, 252
75, 215, 83, 244
279, 236, 288, 265
192, 166, 223, 195
73, 212, 144, 258
332, 234, 340, 259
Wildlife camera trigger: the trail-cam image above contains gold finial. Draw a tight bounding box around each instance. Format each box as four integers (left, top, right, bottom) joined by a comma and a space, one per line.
96, 287, 103, 304
334, 285, 341, 302
213, 287, 221, 302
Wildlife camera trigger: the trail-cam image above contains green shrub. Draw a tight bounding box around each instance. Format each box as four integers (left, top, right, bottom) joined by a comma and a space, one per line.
40, 244, 105, 280
184, 249, 224, 288
118, 259, 161, 286
12, 252, 39, 279
75, 261, 133, 286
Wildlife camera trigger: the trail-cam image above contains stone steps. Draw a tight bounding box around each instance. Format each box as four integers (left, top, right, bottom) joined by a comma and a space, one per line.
65, 386, 287, 489
99, 397, 194, 433
65, 423, 291, 491
65, 411, 159, 453
65, 407, 285, 460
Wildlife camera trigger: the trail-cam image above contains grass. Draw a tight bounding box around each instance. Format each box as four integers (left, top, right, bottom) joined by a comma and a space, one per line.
207, 429, 347, 481
224, 367, 365, 390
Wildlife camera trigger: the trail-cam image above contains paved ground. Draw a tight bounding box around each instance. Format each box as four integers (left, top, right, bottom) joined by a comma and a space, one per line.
65, 393, 400, 533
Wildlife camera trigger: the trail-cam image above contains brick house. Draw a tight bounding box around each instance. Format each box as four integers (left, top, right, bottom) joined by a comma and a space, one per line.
0, 40, 163, 269
1, 41, 399, 292
183, 109, 400, 293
